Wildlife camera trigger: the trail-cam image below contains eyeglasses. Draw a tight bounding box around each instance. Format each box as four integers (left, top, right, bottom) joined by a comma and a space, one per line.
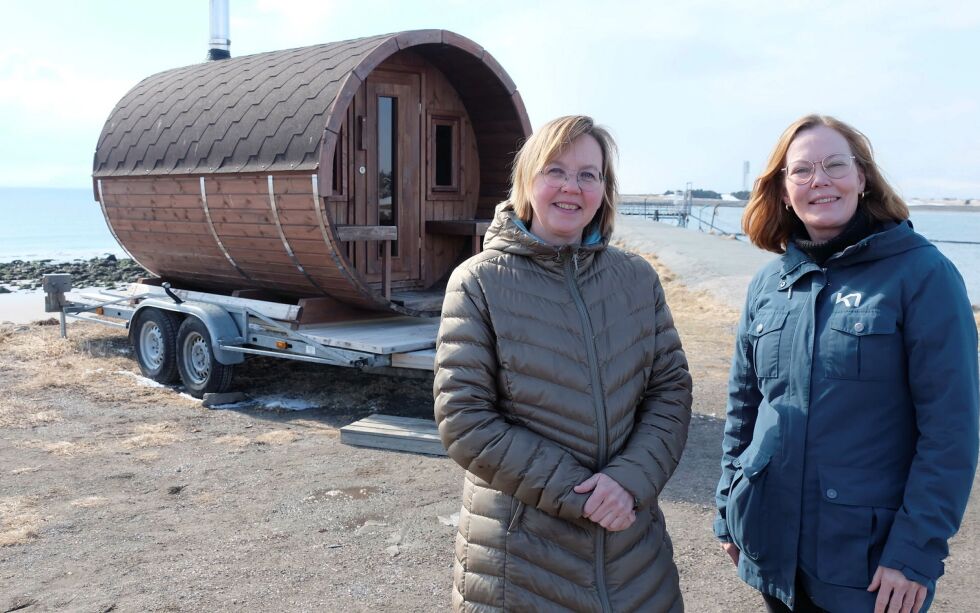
782, 154, 856, 185
539, 166, 605, 192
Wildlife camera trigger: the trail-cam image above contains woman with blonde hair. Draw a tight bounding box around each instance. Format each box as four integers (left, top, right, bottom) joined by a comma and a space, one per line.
715, 114, 978, 612
435, 115, 692, 611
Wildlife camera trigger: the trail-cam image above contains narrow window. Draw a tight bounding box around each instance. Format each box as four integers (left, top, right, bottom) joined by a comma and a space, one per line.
378, 96, 398, 256
430, 116, 460, 193
331, 128, 344, 196
435, 124, 454, 186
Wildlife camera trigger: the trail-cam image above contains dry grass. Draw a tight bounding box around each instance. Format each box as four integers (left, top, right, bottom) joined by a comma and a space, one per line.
10, 466, 41, 475
133, 451, 162, 463
0, 496, 41, 547
255, 430, 298, 445
122, 423, 182, 448
70, 496, 109, 508
0, 324, 190, 405
0, 397, 61, 428
18, 440, 96, 456
215, 435, 252, 447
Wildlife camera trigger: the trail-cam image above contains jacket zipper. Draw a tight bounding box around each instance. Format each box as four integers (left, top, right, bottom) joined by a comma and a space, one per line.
563, 252, 613, 613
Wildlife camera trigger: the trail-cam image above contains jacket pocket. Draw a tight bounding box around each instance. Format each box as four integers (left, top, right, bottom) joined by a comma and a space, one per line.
824, 311, 902, 381
748, 309, 788, 379
816, 465, 906, 587
726, 448, 773, 561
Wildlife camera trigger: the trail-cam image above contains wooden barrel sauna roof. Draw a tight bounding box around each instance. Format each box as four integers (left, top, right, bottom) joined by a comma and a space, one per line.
93, 29, 531, 200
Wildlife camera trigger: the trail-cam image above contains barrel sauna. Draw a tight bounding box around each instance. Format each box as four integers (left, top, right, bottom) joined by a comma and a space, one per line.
93, 30, 530, 317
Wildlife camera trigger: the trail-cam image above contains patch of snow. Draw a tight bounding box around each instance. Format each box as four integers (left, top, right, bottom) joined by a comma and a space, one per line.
253, 395, 320, 411
114, 370, 167, 388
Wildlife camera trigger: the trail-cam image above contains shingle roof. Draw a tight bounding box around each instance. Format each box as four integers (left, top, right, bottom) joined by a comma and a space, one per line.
94, 32, 430, 177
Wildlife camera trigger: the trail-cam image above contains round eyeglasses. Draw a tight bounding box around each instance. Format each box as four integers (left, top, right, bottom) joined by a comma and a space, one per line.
539, 166, 605, 193
782, 154, 856, 185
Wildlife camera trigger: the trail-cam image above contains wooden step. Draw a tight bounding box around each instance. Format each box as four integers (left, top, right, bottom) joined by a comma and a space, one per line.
340, 414, 446, 456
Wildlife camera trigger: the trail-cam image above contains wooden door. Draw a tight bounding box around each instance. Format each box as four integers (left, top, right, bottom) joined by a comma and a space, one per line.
362, 70, 421, 282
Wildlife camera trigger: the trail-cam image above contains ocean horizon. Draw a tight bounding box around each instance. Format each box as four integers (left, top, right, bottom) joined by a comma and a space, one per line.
2, 186, 978, 305
0, 186, 126, 263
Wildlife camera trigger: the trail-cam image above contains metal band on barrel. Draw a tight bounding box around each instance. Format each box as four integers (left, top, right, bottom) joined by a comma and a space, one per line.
268, 175, 326, 293
200, 176, 251, 281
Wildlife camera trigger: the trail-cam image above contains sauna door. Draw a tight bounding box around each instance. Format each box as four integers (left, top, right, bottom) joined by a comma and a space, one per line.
362, 70, 421, 282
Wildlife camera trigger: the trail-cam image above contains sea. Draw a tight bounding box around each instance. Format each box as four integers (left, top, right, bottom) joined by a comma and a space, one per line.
620, 201, 980, 306
0, 187, 126, 262
1, 187, 977, 306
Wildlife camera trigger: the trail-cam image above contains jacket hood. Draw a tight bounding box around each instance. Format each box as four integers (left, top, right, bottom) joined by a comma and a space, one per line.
483, 202, 610, 260
780, 219, 932, 284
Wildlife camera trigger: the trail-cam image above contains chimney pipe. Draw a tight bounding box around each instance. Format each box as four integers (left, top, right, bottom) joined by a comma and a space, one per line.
207, 0, 230, 61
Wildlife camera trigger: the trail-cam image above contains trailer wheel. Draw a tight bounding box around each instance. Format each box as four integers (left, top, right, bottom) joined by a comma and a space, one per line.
176, 317, 234, 398
132, 308, 180, 384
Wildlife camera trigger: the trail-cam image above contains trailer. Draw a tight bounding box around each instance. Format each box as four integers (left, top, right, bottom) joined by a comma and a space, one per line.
42, 274, 438, 399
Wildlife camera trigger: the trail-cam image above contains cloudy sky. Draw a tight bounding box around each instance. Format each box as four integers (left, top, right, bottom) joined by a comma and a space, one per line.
1, 0, 978, 198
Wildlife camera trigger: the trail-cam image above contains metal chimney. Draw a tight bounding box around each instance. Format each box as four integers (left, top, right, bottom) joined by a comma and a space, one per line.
207, 0, 230, 61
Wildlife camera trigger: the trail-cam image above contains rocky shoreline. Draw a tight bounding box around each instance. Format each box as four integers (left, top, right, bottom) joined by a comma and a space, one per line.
0, 255, 148, 293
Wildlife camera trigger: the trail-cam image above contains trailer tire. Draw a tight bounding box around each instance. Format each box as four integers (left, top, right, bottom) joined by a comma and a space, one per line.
132, 308, 180, 384
176, 317, 234, 398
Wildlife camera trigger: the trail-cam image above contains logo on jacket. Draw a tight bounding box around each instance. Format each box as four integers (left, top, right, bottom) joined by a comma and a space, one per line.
834, 292, 862, 308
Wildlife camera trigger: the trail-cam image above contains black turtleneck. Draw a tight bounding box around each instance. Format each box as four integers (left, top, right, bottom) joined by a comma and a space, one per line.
792, 211, 875, 266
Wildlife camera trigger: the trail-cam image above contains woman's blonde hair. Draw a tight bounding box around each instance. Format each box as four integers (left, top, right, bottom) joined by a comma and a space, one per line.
744, 114, 909, 253
509, 115, 619, 238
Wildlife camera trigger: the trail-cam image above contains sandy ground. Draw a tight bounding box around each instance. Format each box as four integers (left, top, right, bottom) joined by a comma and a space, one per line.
1, 226, 978, 611
0, 290, 48, 325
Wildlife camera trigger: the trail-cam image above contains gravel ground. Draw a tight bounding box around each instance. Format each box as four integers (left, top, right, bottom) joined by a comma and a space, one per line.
0, 244, 977, 612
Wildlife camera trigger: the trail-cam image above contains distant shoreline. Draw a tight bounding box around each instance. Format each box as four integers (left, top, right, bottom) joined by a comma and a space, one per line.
0, 255, 145, 292
619, 194, 979, 212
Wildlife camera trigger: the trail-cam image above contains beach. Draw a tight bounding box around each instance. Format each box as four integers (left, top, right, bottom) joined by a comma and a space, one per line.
1, 218, 978, 611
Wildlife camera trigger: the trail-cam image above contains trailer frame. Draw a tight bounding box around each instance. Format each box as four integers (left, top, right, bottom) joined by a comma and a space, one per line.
42, 274, 438, 397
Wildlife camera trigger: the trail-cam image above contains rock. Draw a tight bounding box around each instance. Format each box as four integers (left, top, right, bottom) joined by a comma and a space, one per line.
0, 286, 10, 294
202, 391, 247, 408
385, 545, 400, 557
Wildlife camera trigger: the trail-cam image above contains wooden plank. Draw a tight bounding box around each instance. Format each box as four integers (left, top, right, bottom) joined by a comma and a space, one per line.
390, 348, 436, 370
211, 222, 283, 239
335, 225, 398, 241
112, 219, 212, 236
102, 177, 200, 196
340, 414, 446, 456
299, 316, 438, 354
106, 193, 204, 209
207, 193, 276, 211
110, 207, 207, 222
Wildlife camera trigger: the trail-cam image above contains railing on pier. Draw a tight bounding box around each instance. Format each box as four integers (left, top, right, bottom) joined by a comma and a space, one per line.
619, 196, 746, 239
619, 196, 692, 227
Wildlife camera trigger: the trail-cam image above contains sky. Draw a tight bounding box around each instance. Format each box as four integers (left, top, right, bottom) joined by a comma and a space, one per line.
1, 0, 978, 199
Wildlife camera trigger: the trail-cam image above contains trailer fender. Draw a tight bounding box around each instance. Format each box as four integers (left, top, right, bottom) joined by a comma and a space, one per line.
131, 299, 246, 365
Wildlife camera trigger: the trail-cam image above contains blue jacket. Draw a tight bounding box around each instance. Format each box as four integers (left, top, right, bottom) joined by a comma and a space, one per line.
714, 220, 979, 611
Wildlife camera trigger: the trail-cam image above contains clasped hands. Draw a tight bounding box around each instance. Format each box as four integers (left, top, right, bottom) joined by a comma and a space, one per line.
574, 473, 636, 532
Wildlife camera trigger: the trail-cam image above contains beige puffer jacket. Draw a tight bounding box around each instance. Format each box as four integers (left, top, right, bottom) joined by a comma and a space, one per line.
434, 204, 692, 612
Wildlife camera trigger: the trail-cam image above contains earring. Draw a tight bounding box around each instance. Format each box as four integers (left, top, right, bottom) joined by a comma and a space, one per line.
785, 203, 792, 211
